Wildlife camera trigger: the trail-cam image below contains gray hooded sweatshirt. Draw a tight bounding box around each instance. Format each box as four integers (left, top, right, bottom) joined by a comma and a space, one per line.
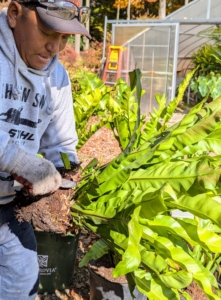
0, 8, 78, 204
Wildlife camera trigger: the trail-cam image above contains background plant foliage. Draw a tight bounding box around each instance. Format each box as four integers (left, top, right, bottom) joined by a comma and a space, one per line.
72, 68, 194, 151
70, 69, 221, 299
191, 43, 221, 101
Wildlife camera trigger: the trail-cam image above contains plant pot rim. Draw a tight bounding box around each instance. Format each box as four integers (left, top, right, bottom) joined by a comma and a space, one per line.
88, 262, 129, 286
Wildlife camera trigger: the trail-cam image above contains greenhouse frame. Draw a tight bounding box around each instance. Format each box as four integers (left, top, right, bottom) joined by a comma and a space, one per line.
102, 0, 221, 114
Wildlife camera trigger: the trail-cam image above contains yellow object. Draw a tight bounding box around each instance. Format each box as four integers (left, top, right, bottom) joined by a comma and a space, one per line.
108, 46, 123, 70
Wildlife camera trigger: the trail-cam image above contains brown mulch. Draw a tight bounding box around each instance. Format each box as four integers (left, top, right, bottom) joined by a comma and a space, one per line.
182, 281, 208, 300
77, 125, 121, 169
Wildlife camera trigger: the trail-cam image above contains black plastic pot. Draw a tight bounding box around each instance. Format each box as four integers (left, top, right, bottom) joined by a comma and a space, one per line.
89, 264, 147, 300
35, 230, 79, 294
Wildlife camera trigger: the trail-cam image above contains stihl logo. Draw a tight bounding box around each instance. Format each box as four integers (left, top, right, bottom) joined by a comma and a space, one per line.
9, 129, 34, 140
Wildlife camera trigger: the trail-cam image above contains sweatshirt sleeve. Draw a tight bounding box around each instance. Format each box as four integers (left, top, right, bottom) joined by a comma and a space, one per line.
0, 130, 20, 172
39, 76, 79, 167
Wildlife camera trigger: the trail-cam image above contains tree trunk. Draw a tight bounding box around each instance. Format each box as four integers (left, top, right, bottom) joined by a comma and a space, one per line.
158, 0, 166, 19
83, 0, 90, 50
75, 35, 81, 54
127, 0, 131, 20
116, 4, 120, 20
75, 0, 82, 54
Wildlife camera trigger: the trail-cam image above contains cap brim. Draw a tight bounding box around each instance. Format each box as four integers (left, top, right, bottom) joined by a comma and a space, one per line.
36, 6, 91, 39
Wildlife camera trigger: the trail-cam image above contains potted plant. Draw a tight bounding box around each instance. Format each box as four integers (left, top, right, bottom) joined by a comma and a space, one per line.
71, 91, 221, 299
69, 70, 221, 299
88, 252, 147, 300
13, 157, 80, 294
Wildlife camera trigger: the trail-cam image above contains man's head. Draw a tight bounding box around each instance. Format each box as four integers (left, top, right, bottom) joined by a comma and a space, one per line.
7, 0, 90, 69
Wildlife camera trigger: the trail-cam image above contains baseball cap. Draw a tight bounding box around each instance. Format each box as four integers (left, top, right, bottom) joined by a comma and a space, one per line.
16, 0, 91, 38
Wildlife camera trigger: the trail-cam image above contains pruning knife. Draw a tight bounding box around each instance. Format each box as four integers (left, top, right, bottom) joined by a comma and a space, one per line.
14, 178, 77, 189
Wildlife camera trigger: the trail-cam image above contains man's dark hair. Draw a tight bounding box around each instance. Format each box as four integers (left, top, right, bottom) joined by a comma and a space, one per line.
21, 3, 38, 21
12, 0, 38, 21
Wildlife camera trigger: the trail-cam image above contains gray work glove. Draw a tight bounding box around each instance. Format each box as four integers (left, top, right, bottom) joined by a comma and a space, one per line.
1, 147, 62, 196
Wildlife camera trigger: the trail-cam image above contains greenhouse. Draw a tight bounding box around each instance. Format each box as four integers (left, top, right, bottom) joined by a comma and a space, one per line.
102, 0, 221, 114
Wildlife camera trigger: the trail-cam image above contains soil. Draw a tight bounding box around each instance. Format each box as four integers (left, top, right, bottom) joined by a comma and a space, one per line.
183, 281, 208, 300
13, 188, 76, 235
90, 254, 128, 284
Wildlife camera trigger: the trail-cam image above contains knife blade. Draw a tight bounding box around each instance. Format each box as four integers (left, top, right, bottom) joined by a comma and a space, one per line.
60, 178, 77, 189
14, 178, 77, 189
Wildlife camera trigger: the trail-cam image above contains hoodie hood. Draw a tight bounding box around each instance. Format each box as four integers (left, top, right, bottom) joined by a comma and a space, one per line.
0, 8, 58, 114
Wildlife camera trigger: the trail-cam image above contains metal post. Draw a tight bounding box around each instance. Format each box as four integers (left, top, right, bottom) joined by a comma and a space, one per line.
172, 23, 179, 102
141, 30, 145, 71
149, 50, 154, 114
102, 16, 107, 60
187, 83, 190, 105
83, 0, 90, 50
166, 26, 172, 98
206, 0, 211, 19
75, 0, 82, 54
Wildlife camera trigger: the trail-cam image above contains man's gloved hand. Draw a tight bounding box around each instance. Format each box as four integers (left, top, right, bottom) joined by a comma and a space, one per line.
2, 148, 62, 196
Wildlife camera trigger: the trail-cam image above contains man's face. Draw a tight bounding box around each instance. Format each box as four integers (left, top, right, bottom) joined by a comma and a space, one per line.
8, 2, 70, 70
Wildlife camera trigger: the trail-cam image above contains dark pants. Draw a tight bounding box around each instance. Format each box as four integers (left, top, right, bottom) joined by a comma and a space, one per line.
0, 203, 39, 300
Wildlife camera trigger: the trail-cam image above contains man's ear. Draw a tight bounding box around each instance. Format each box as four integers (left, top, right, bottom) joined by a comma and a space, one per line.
7, 1, 22, 29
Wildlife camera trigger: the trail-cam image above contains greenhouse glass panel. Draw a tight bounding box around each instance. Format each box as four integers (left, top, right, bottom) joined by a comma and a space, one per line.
168, 0, 207, 19
176, 22, 219, 75
114, 26, 149, 47
167, 0, 221, 20
112, 23, 179, 114
210, 0, 221, 18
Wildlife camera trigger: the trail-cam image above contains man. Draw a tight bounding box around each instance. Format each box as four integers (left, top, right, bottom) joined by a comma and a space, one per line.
0, 0, 90, 299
